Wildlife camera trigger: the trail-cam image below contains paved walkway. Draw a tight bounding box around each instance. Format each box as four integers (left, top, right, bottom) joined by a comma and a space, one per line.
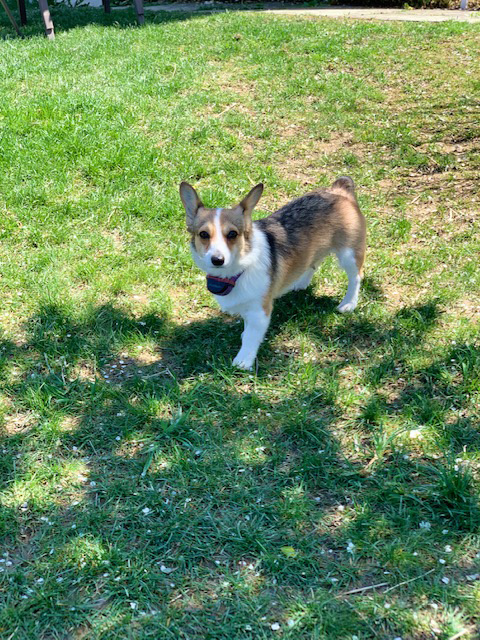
266, 5, 480, 22
110, 2, 480, 23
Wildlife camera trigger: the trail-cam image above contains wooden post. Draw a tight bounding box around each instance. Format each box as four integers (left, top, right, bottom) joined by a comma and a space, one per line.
38, 0, 54, 39
132, 0, 144, 25
18, 0, 27, 26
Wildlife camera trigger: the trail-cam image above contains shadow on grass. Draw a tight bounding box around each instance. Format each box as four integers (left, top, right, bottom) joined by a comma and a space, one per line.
1, 2, 382, 40
0, 293, 479, 638
0, 4, 194, 39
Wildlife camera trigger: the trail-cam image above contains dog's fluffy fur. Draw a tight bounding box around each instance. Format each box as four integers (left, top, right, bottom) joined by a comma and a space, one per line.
180, 178, 366, 369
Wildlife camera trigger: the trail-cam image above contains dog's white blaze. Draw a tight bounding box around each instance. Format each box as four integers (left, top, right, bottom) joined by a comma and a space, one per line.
203, 208, 231, 268
336, 248, 361, 312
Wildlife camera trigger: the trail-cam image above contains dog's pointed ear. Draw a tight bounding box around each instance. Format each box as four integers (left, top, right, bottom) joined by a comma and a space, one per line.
239, 183, 264, 215
180, 182, 203, 231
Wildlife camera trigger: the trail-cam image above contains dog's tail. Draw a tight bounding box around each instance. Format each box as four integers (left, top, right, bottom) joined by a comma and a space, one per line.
331, 176, 355, 196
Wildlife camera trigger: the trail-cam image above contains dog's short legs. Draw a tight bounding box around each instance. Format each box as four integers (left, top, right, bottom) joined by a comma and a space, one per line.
336, 248, 361, 313
292, 268, 315, 291
233, 306, 271, 370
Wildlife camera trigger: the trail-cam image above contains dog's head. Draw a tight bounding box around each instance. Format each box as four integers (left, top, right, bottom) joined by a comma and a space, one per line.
179, 182, 263, 275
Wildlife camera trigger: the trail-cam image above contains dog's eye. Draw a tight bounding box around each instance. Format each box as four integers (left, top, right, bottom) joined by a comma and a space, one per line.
199, 231, 210, 240
226, 230, 238, 240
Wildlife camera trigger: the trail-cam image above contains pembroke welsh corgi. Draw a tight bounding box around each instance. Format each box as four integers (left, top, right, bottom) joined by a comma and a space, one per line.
180, 177, 366, 370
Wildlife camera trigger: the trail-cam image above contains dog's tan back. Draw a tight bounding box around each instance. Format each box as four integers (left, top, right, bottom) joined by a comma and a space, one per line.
255, 177, 365, 310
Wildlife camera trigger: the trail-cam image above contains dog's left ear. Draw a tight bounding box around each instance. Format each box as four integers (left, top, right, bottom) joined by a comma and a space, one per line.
239, 183, 264, 215
180, 182, 203, 231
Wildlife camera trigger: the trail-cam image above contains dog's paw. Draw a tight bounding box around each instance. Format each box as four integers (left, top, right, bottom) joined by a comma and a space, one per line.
232, 354, 254, 370
337, 300, 357, 313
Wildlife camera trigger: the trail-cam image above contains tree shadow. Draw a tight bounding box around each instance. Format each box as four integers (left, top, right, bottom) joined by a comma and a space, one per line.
0, 296, 478, 638
0, 3, 194, 39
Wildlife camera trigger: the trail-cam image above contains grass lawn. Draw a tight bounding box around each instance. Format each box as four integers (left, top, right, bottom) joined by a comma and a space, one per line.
0, 6, 479, 639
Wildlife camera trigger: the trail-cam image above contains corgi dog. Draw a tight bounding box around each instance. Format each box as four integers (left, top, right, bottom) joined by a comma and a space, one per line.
180, 177, 366, 370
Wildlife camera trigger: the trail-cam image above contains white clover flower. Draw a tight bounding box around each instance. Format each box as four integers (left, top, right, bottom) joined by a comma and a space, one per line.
160, 565, 175, 574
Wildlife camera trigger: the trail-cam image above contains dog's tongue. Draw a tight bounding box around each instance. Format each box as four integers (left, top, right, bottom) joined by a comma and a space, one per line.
206, 273, 242, 296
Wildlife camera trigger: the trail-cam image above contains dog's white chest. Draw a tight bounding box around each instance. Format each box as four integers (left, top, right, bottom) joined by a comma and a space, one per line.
214, 267, 269, 315
205, 225, 271, 316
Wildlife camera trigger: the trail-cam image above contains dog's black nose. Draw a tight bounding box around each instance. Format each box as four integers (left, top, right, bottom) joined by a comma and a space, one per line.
211, 255, 224, 267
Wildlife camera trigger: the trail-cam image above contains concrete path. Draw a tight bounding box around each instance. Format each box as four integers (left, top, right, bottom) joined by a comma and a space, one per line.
110, 2, 480, 23
266, 5, 480, 22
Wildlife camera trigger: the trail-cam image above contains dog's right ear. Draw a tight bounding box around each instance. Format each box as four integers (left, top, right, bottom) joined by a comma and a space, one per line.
239, 183, 264, 215
180, 182, 203, 231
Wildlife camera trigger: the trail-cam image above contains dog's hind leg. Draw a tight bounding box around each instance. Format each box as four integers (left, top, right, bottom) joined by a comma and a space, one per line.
336, 248, 362, 313
292, 268, 315, 291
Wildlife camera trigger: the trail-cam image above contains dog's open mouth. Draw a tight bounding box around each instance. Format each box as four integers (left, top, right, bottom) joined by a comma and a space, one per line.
206, 273, 242, 296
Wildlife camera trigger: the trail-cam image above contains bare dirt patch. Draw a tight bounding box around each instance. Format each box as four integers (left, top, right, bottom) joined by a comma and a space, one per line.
60, 415, 81, 432
402, 169, 479, 202
100, 348, 178, 383
101, 229, 124, 250
2, 411, 37, 435
75, 363, 97, 383
276, 131, 368, 186
446, 298, 480, 322
199, 66, 258, 117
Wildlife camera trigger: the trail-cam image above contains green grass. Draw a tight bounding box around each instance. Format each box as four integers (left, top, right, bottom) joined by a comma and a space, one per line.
0, 6, 479, 639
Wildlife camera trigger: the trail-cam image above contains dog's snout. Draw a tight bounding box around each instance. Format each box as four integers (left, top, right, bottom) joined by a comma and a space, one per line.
211, 255, 225, 267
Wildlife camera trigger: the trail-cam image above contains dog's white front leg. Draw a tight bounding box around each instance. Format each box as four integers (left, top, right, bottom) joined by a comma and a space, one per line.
233, 306, 271, 370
